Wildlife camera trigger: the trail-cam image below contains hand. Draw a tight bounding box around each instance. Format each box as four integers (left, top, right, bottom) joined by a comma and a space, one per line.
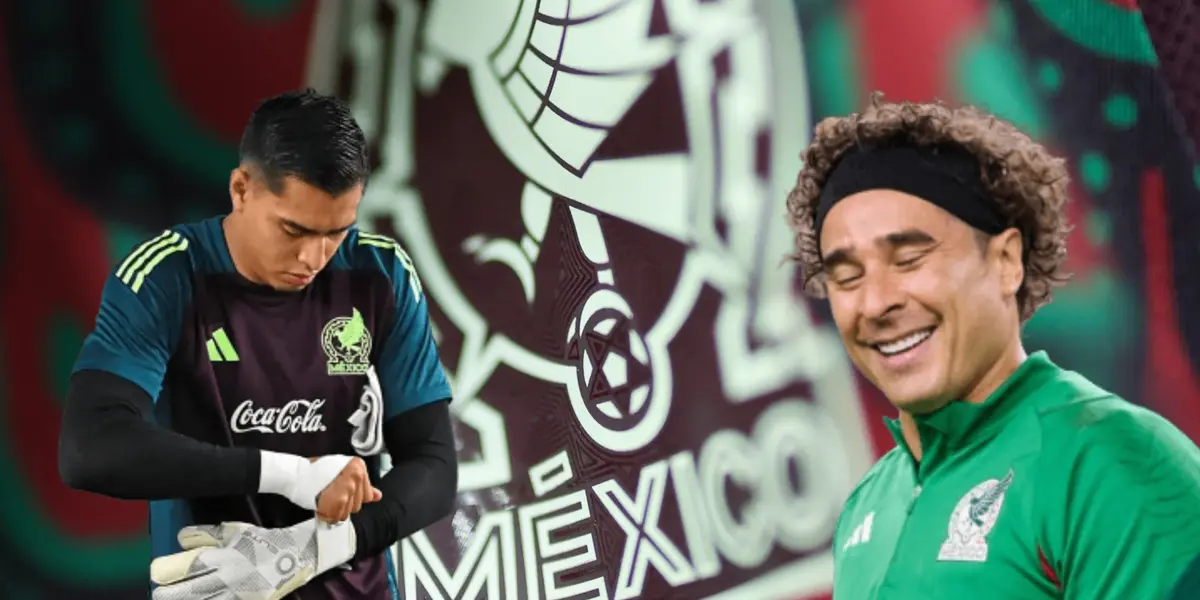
150, 519, 356, 600
312, 456, 382, 523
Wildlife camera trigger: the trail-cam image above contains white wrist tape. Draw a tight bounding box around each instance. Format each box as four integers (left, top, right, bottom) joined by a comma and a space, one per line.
259, 451, 352, 511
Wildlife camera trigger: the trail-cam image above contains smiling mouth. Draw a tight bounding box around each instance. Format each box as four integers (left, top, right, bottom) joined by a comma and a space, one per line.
873, 327, 935, 357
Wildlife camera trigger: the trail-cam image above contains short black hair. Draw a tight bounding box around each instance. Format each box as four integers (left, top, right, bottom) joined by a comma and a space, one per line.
239, 89, 369, 196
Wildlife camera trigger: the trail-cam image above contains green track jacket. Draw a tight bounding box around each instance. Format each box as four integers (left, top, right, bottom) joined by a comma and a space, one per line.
833, 352, 1200, 599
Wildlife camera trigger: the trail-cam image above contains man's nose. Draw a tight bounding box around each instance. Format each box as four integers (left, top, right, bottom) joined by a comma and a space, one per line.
297, 237, 328, 272
858, 269, 904, 321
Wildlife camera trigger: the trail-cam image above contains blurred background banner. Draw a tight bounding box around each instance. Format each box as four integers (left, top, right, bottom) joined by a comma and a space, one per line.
1, 0, 1197, 598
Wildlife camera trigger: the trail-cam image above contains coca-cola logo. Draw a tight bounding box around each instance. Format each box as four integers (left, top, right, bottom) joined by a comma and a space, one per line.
230, 399, 329, 434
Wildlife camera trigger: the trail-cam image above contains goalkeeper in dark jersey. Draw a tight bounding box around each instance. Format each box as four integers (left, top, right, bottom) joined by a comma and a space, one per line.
57, 89, 457, 600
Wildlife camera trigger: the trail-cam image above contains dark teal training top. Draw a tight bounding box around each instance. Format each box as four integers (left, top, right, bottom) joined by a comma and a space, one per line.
73, 217, 451, 599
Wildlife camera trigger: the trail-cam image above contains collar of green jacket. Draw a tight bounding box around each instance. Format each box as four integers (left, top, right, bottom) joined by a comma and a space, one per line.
884, 351, 1060, 470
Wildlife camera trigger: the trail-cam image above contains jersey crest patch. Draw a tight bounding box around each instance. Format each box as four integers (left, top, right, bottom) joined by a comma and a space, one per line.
938, 469, 1014, 563
322, 307, 372, 375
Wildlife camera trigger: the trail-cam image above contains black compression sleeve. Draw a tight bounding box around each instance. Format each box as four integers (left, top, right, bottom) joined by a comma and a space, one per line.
350, 400, 457, 557
58, 369, 260, 499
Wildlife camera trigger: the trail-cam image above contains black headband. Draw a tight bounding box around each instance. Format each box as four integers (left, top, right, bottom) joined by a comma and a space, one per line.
814, 143, 1009, 240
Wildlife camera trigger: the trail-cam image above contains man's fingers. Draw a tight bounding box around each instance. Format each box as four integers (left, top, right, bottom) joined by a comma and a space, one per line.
351, 479, 368, 514
343, 479, 360, 520
316, 484, 377, 522
350, 474, 376, 512
333, 493, 351, 522
356, 476, 375, 502
343, 457, 367, 476
328, 498, 346, 523
313, 460, 378, 521
316, 495, 342, 523
150, 547, 213, 586
175, 525, 224, 550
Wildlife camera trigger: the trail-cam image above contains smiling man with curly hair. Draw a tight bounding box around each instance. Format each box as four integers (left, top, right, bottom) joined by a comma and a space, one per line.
796, 95, 1200, 599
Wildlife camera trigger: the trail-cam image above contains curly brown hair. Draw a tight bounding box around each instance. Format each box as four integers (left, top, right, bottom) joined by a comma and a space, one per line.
786, 93, 1072, 322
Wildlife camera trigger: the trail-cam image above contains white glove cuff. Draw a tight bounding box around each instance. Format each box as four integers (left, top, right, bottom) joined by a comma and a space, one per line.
259, 451, 352, 511
314, 519, 358, 574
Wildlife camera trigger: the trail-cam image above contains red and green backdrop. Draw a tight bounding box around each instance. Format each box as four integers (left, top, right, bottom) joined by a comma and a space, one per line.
0, 0, 1197, 598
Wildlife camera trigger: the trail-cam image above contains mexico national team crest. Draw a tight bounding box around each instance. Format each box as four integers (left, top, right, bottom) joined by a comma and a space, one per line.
938, 469, 1015, 563
309, 0, 878, 597
322, 308, 372, 375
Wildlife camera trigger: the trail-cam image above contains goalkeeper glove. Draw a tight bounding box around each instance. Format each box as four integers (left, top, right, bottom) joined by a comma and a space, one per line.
149, 518, 356, 600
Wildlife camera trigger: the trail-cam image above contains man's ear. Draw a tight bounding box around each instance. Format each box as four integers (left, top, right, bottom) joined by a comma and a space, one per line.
990, 227, 1025, 298
229, 167, 250, 212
